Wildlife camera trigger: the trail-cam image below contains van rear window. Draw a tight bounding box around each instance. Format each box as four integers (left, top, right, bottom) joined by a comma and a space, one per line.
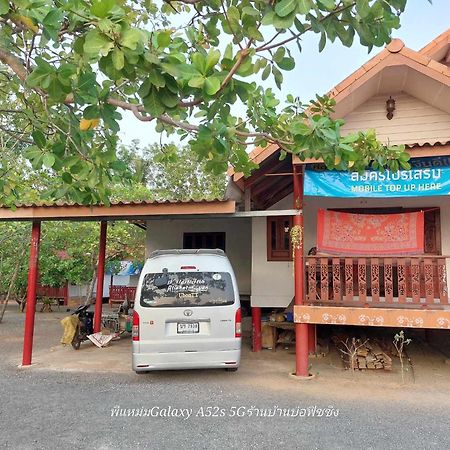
140, 271, 235, 307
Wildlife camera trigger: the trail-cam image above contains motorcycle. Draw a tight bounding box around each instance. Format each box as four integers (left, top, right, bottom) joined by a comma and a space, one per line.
71, 304, 94, 350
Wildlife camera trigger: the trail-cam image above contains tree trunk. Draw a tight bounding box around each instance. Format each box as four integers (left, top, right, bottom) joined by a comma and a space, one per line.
84, 265, 97, 306
0, 248, 26, 323
19, 293, 27, 312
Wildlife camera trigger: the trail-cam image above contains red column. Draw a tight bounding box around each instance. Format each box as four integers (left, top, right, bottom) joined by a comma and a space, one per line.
94, 221, 107, 333
308, 324, 317, 354
252, 307, 262, 352
22, 221, 41, 366
293, 165, 309, 377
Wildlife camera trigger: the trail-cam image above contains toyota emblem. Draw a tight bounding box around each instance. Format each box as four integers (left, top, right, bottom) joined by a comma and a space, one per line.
184, 309, 193, 317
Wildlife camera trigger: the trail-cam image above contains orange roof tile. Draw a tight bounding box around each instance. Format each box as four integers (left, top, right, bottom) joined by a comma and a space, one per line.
420, 29, 450, 57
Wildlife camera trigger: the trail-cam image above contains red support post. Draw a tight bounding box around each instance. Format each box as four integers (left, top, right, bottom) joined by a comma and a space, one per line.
22, 221, 41, 366
293, 165, 309, 377
308, 324, 317, 354
252, 307, 262, 352
94, 221, 107, 333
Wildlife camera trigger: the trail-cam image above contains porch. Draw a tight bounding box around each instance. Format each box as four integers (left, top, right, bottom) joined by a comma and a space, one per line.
305, 255, 449, 308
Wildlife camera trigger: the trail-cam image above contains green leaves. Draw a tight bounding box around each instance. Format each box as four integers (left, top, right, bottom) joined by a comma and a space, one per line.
43, 154, 56, 169
91, 0, 115, 18
275, 0, 297, 17
297, 0, 314, 14
356, 0, 371, 18
0, 0, 9, 15
204, 77, 221, 96
32, 130, 46, 149
121, 28, 144, 50
42, 9, 63, 41
112, 49, 125, 70
156, 30, 171, 48
0, 0, 416, 206
277, 57, 295, 70
205, 49, 221, 73
83, 30, 114, 58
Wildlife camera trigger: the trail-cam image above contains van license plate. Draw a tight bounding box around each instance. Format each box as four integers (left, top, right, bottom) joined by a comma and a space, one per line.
177, 322, 199, 334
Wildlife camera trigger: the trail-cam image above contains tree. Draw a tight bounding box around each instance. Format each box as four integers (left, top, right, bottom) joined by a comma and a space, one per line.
0, 137, 226, 314
0, 0, 416, 205
118, 142, 226, 201
0, 219, 146, 313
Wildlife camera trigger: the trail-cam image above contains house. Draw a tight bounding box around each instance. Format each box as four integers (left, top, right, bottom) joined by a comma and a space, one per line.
145, 30, 450, 375
10, 31, 450, 372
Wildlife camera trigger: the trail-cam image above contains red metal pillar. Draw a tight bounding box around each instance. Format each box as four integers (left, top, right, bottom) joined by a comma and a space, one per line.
252, 307, 262, 352
22, 221, 41, 366
308, 324, 317, 354
293, 165, 309, 377
94, 221, 107, 333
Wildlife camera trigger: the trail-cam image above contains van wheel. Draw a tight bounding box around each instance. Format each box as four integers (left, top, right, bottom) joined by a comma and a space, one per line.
226, 368, 238, 372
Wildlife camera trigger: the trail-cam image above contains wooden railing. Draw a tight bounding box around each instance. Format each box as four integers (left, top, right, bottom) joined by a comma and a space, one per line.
306, 256, 449, 307
109, 286, 136, 307
36, 283, 68, 305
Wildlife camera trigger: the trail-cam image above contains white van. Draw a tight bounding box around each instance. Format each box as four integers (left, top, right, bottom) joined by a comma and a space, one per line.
132, 249, 241, 372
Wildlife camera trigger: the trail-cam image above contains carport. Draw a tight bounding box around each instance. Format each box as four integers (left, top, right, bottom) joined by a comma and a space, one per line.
0, 199, 237, 366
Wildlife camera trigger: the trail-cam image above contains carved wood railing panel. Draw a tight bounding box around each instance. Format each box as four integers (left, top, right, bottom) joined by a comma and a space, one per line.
305, 256, 449, 308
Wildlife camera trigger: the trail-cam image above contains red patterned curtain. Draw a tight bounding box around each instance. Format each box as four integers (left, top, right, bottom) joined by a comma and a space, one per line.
317, 209, 425, 255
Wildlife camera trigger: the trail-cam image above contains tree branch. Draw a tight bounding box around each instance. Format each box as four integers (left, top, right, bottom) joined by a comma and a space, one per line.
0, 48, 28, 82
256, 2, 355, 52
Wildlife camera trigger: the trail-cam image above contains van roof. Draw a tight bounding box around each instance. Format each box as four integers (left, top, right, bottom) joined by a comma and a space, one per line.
148, 249, 226, 259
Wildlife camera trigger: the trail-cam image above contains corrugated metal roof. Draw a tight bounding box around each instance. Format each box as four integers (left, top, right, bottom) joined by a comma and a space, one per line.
405, 141, 450, 148
1, 198, 228, 209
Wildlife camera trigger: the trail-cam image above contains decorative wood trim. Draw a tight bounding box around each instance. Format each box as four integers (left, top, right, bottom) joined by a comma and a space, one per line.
294, 305, 450, 329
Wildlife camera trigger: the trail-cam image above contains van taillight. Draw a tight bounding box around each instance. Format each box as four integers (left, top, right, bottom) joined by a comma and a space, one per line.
132, 310, 140, 341
181, 266, 196, 270
235, 308, 241, 338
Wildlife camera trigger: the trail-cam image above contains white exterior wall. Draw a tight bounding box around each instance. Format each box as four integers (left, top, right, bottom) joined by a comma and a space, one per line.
341, 93, 450, 146
145, 218, 252, 296
250, 192, 450, 308
251, 193, 295, 308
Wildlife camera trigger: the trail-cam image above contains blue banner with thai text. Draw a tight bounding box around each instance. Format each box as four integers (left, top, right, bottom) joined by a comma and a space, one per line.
304, 156, 450, 198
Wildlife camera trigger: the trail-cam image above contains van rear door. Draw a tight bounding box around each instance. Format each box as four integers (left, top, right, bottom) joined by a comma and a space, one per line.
138, 271, 239, 353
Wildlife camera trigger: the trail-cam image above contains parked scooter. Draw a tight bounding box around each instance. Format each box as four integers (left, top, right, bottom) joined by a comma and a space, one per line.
71, 304, 94, 350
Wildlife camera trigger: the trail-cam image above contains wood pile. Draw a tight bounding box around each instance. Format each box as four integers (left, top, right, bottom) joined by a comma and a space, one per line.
332, 335, 393, 371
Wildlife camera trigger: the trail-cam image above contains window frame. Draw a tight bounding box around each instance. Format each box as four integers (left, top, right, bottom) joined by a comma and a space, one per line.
183, 232, 226, 252
266, 216, 293, 261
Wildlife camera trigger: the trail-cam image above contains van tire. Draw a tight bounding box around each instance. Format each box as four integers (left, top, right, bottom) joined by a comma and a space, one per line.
226, 368, 238, 372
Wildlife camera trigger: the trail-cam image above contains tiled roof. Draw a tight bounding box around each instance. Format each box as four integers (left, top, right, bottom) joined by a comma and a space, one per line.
232, 30, 450, 183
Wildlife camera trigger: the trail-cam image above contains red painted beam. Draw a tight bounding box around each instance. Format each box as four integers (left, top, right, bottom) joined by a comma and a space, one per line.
94, 221, 107, 333
252, 307, 262, 352
22, 221, 41, 366
293, 165, 309, 377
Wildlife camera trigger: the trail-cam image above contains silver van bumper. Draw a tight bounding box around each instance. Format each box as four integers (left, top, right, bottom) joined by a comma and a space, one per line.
132, 349, 241, 372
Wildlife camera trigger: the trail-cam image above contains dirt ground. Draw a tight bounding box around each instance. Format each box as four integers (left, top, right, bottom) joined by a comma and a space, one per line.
2, 303, 450, 408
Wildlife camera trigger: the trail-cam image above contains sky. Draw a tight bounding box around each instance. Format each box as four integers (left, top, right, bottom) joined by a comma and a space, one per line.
118, 0, 450, 147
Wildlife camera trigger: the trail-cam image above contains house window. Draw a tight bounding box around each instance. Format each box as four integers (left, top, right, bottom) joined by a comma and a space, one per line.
267, 217, 293, 261
183, 232, 226, 251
